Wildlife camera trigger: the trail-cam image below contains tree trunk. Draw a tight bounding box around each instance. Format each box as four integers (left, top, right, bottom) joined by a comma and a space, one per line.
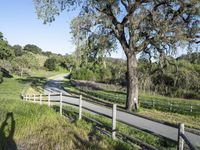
126, 52, 138, 111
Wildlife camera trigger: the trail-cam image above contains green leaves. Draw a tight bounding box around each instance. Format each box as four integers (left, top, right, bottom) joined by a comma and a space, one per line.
44, 58, 57, 71
0, 39, 14, 60
34, 0, 81, 24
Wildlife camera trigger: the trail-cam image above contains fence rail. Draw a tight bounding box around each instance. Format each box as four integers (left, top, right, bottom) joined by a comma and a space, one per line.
22, 93, 198, 150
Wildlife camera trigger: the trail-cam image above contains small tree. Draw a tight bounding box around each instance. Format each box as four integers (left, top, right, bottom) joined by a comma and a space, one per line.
0, 39, 14, 60
44, 58, 57, 71
24, 44, 42, 54
13, 45, 23, 56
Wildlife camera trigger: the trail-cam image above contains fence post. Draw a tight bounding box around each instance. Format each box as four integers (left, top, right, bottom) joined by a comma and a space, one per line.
34, 94, 36, 103
48, 94, 51, 107
112, 104, 117, 140
190, 105, 193, 113
79, 95, 82, 120
60, 93, 62, 116
40, 94, 42, 105
177, 123, 184, 150
170, 103, 172, 111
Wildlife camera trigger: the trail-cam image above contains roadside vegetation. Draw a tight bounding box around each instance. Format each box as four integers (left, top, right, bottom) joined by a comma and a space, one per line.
62, 79, 200, 131
0, 74, 135, 149
55, 105, 177, 150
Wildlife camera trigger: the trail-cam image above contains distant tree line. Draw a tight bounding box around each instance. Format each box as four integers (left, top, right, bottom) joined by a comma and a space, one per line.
0, 31, 68, 77
70, 49, 200, 100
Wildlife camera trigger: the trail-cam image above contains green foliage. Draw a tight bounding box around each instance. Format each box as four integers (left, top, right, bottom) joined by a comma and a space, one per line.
0, 32, 3, 40
23, 44, 42, 54
12, 45, 23, 56
177, 52, 200, 64
60, 55, 76, 70
72, 67, 96, 80
11, 53, 39, 76
71, 56, 126, 84
44, 58, 57, 71
0, 39, 14, 60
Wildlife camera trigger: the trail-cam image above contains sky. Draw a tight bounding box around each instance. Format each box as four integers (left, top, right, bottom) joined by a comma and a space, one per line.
0, 0, 77, 55
0, 0, 124, 58
0, 1, 194, 59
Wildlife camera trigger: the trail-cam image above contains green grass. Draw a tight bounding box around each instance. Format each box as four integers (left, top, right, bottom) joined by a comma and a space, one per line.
0, 77, 26, 100
138, 108, 200, 130
0, 98, 136, 150
31, 69, 67, 79
58, 105, 177, 150
0, 76, 137, 149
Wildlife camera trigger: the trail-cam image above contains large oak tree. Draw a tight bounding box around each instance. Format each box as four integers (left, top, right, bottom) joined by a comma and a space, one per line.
34, 0, 199, 110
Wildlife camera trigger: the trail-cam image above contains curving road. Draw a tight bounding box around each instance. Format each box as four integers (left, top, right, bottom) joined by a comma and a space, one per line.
44, 74, 200, 146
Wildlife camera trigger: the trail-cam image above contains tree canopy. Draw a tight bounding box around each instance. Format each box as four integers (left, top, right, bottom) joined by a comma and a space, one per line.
23, 44, 42, 54
0, 36, 14, 60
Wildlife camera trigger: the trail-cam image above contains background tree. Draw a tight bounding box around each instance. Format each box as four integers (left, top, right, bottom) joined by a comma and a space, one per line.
11, 53, 39, 76
0, 37, 14, 60
13, 45, 23, 56
44, 58, 57, 71
23, 44, 42, 54
34, 0, 199, 110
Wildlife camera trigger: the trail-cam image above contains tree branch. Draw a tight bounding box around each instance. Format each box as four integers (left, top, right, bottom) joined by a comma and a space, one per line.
121, 0, 128, 11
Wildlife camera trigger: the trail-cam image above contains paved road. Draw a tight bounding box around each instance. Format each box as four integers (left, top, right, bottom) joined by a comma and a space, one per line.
44, 74, 200, 146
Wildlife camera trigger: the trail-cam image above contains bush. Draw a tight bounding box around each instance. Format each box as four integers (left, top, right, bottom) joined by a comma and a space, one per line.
44, 58, 57, 71
71, 68, 97, 80
183, 91, 200, 100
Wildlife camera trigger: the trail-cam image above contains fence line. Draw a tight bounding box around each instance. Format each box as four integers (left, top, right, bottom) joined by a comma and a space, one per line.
22, 93, 198, 150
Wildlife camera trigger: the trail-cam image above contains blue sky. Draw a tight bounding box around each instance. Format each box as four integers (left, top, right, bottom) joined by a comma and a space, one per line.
0, 0, 124, 58
0, 0, 125, 58
0, 0, 191, 58
0, 0, 79, 55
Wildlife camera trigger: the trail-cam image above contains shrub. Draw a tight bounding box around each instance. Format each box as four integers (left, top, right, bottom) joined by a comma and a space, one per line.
72, 68, 96, 80
44, 58, 57, 71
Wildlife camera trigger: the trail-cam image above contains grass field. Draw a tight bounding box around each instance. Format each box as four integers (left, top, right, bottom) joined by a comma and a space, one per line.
0, 77, 26, 100
0, 75, 136, 150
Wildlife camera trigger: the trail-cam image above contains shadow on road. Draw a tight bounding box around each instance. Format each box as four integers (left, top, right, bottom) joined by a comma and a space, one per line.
17, 77, 47, 93
0, 112, 17, 150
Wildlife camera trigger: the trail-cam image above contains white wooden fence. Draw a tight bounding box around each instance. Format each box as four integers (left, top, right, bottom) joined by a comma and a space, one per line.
22, 93, 198, 150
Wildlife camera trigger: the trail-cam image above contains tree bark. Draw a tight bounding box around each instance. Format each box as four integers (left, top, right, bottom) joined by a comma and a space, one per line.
126, 52, 138, 111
